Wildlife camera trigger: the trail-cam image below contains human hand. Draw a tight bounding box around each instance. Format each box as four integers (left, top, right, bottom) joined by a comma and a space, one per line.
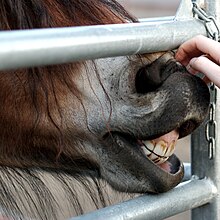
175, 35, 220, 88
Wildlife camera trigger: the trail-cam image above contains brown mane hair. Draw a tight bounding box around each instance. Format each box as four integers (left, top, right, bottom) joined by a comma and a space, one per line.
0, 0, 136, 168
0, 0, 134, 29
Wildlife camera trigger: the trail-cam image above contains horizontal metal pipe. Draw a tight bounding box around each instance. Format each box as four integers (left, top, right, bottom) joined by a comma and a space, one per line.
0, 18, 206, 70
71, 178, 217, 220
139, 16, 175, 23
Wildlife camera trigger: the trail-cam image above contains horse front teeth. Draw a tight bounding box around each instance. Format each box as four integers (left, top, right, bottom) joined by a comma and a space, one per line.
141, 139, 176, 164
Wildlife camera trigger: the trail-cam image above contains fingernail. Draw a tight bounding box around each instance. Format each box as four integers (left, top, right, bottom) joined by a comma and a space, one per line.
189, 57, 198, 67
186, 62, 198, 75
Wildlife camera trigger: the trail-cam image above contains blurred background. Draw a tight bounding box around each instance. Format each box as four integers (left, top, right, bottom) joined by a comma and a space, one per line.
118, 0, 181, 17
118, 0, 190, 219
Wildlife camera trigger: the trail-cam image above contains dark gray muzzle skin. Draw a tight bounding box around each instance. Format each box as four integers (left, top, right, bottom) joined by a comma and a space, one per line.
85, 53, 210, 194
111, 54, 210, 140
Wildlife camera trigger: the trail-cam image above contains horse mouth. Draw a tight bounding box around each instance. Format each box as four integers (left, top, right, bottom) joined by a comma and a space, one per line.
102, 127, 185, 193
101, 119, 198, 193
106, 118, 196, 175
110, 129, 182, 175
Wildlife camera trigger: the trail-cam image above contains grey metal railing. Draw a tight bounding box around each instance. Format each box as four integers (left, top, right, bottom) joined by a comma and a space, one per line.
0, 0, 206, 70
0, 0, 219, 219
71, 178, 217, 220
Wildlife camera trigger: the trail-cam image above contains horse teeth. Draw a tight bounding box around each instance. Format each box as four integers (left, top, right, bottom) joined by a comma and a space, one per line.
141, 139, 176, 165
164, 140, 176, 157
141, 145, 169, 164
143, 141, 154, 151
141, 146, 151, 157
154, 141, 167, 156
153, 157, 169, 165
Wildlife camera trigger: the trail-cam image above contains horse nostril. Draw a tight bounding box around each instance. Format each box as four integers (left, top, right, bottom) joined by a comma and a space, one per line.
135, 67, 161, 93
135, 58, 187, 94
179, 120, 197, 138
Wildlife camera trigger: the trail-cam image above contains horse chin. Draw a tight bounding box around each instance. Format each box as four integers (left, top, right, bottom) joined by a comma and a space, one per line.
101, 131, 184, 194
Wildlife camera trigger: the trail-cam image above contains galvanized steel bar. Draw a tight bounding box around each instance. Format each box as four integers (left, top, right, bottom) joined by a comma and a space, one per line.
71, 179, 217, 220
0, 19, 206, 70
191, 99, 220, 220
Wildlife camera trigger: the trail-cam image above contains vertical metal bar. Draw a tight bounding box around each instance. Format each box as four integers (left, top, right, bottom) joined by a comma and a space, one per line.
191, 0, 220, 219
191, 98, 220, 219
206, 0, 220, 24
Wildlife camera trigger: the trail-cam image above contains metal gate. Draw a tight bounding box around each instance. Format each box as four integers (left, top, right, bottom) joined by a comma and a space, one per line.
0, 0, 219, 219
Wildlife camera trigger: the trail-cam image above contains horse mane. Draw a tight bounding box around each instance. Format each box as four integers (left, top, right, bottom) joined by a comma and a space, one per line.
0, 2, 140, 218
0, 0, 134, 29
0, 0, 136, 168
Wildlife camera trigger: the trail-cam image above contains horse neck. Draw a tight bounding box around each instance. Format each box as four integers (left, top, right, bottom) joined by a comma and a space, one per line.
0, 167, 137, 219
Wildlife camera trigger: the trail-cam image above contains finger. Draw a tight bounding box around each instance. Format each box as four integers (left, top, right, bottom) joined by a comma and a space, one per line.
186, 65, 211, 85
176, 44, 203, 66
175, 35, 206, 65
186, 55, 208, 75
185, 62, 211, 85
186, 63, 200, 75
189, 56, 220, 88
175, 35, 220, 65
